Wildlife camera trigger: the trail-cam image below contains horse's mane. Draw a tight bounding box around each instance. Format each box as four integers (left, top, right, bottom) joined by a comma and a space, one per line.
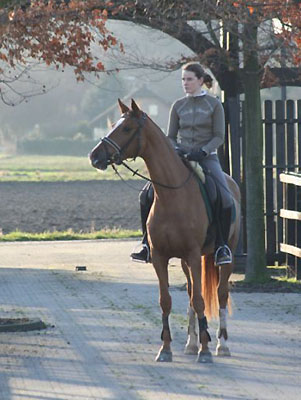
143, 112, 178, 154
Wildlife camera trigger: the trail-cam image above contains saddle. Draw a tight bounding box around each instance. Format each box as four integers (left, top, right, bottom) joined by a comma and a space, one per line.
188, 161, 216, 223
188, 161, 234, 226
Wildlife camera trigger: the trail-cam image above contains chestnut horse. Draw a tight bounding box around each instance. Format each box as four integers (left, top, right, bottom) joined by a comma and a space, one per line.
90, 99, 241, 363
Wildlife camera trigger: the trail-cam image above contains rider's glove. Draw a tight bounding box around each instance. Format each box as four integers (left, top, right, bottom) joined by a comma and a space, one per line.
186, 148, 207, 162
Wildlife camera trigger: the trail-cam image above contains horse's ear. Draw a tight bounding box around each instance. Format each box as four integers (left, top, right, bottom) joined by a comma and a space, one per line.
107, 117, 113, 130
118, 98, 129, 114
131, 99, 141, 115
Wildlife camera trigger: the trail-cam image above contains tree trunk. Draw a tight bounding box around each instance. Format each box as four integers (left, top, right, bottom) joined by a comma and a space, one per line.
243, 24, 268, 281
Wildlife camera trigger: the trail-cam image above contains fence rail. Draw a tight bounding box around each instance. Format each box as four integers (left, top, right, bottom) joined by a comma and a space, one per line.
279, 172, 301, 279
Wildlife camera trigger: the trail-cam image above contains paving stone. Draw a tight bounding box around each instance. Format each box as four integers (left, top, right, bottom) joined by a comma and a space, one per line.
0, 240, 300, 400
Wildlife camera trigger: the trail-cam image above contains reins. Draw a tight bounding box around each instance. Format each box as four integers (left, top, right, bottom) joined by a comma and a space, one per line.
115, 160, 194, 190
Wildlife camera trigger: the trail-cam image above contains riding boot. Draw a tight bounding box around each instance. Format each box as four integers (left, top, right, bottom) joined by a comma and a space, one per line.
130, 184, 153, 263
215, 206, 233, 266
130, 232, 151, 263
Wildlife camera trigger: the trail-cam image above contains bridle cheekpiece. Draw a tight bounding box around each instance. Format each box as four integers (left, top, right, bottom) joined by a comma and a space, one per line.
101, 112, 147, 166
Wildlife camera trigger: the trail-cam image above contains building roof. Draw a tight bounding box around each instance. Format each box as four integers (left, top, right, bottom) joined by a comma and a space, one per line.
88, 84, 170, 127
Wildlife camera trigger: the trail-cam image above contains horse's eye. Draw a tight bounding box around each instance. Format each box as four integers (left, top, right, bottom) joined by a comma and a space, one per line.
123, 126, 131, 133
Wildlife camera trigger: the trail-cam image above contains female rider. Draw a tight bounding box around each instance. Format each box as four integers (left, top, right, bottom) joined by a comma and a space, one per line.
131, 62, 233, 266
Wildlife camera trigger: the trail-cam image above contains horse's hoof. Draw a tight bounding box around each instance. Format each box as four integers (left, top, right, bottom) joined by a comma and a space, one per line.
184, 344, 199, 355
155, 349, 172, 362
196, 350, 213, 363
216, 345, 231, 357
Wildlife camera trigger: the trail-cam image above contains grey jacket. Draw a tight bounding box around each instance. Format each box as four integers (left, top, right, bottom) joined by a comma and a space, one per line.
167, 93, 225, 155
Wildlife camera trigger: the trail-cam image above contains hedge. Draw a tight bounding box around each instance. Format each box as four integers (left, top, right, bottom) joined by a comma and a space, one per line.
17, 138, 99, 156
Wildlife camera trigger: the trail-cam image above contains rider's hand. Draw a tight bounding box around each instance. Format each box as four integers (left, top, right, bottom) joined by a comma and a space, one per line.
186, 148, 207, 162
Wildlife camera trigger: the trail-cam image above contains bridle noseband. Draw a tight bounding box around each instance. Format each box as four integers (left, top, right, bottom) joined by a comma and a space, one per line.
101, 112, 147, 166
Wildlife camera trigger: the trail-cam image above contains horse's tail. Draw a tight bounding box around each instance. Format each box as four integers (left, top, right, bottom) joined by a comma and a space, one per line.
201, 254, 219, 320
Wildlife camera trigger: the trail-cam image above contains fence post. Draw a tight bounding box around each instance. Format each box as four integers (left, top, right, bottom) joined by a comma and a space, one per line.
264, 100, 277, 264
275, 101, 285, 260
286, 180, 296, 278
297, 100, 301, 280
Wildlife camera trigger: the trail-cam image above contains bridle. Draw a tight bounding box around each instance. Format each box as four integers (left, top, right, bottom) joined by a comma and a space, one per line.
101, 112, 147, 166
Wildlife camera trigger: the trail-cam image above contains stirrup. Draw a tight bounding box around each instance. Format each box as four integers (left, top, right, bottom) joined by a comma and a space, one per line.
130, 244, 151, 263
214, 245, 232, 266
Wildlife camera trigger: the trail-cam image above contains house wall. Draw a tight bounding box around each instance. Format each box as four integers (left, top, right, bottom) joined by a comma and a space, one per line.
93, 96, 171, 139
133, 97, 171, 133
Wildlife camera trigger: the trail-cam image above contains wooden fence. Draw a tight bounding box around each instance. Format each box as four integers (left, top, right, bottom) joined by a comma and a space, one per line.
224, 99, 301, 267
279, 173, 301, 280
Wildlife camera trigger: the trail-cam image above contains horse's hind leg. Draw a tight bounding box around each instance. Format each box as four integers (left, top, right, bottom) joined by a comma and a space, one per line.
185, 306, 199, 355
216, 263, 232, 357
186, 253, 213, 363
181, 260, 199, 355
152, 252, 172, 362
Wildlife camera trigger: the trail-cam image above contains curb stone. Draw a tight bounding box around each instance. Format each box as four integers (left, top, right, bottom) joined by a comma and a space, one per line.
0, 318, 47, 332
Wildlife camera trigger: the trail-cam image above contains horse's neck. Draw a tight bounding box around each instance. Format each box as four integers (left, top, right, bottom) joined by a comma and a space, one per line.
141, 120, 189, 198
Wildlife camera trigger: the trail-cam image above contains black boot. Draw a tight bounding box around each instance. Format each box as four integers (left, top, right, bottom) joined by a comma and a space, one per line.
130, 183, 153, 263
215, 245, 232, 265
215, 206, 233, 266
130, 234, 151, 263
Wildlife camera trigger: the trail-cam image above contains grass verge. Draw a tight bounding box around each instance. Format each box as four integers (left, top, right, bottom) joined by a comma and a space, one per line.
230, 277, 301, 292
0, 229, 142, 242
0, 155, 147, 182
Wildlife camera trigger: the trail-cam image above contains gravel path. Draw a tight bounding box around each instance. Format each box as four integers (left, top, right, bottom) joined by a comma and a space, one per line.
0, 240, 300, 400
0, 181, 144, 234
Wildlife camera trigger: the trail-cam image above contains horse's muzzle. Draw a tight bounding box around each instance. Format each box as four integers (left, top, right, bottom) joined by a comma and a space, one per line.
89, 153, 108, 171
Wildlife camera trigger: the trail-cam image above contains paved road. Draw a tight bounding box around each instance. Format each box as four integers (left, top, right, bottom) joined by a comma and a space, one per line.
0, 240, 300, 400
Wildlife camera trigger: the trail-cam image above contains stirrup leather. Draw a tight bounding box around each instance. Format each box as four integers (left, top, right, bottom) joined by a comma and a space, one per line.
214, 245, 232, 266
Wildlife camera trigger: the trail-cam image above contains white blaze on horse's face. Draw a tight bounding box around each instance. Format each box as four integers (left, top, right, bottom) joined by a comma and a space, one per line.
90, 111, 142, 170
105, 117, 126, 137
89, 118, 125, 170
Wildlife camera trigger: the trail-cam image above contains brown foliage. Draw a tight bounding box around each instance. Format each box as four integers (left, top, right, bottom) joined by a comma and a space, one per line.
0, 0, 122, 80
0, 0, 300, 100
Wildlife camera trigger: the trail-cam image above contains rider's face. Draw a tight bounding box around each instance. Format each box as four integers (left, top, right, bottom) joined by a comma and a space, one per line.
182, 70, 204, 95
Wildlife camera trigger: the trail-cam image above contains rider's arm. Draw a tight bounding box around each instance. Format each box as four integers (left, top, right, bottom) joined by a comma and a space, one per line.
167, 101, 180, 147
202, 99, 225, 155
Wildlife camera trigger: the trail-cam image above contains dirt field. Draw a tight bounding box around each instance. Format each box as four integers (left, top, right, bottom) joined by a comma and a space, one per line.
0, 180, 145, 234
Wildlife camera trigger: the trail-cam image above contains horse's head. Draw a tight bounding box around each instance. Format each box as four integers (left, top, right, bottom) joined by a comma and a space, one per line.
89, 99, 147, 170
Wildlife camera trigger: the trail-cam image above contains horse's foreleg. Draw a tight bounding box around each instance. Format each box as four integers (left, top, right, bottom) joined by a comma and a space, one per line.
181, 260, 199, 355
152, 253, 172, 362
187, 254, 213, 363
216, 263, 232, 357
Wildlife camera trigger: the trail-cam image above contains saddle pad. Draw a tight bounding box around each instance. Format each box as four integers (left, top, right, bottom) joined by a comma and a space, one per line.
197, 180, 213, 225
197, 179, 236, 226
